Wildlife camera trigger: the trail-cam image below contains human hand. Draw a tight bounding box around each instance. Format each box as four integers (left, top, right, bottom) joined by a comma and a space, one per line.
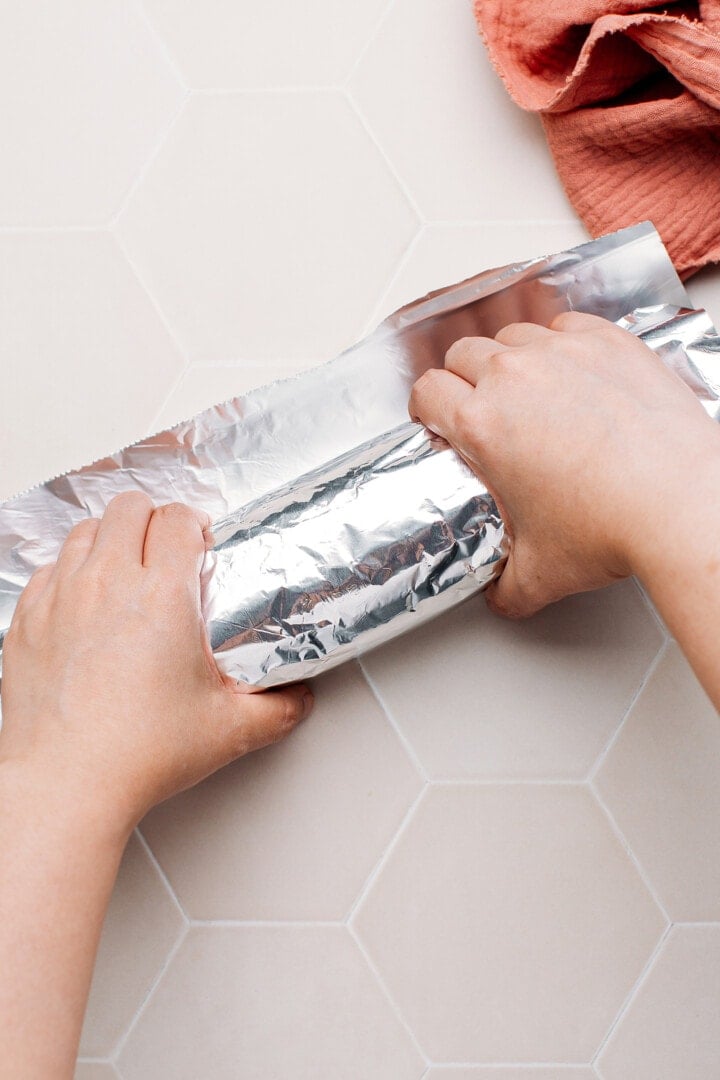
410, 312, 720, 617
0, 493, 313, 835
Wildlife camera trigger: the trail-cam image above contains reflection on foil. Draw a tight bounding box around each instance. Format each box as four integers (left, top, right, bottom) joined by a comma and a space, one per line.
1, 223, 718, 691
204, 423, 504, 686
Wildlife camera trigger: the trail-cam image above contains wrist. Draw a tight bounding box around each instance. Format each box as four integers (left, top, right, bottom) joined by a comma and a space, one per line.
623, 423, 720, 584
0, 754, 135, 855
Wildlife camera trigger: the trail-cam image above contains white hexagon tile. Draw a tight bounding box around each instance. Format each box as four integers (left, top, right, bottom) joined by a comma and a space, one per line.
115, 91, 418, 366
352, 785, 665, 1064
140, 664, 422, 921
141, 0, 390, 88
0, 0, 184, 226
0, 232, 185, 501
0, 0, 716, 1077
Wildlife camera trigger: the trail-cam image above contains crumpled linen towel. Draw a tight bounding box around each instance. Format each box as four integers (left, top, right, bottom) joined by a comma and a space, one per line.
474, 1, 720, 277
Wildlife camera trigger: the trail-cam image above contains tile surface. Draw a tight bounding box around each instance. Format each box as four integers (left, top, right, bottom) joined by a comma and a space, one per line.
79, 835, 184, 1057
0, 0, 184, 225
117, 92, 417, 364
142, 0, 389, 88
363, 582, 663, 780
0, 0, 714, 1074
117, 926, 424, 1079
0, 232, 184, 501
374, 222, 590, 326
428, 1071, 595, 1079
350, 0, 575, 220
686, 265, 720, 325
353, 785, 665, 1062
595, 643, 720, 920
596, 926, 720, 1079
75, 1066, 119, 1080
141, 665, 422, 919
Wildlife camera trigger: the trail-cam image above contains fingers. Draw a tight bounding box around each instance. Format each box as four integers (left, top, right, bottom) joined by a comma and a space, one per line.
444, 336, 507, 385
409, 368, 474, 440
494, 322, 555, 347
549, 311, 611, 334
54, 518, 101, 577
142, 503, 211, 576
219, 683, 314, 760
92, 492, 155, 567
484, 553, 546, 620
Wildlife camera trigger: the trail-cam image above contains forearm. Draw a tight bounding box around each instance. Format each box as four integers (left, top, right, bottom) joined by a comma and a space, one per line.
0, 761, 129, 1079
631, 450, 720, 710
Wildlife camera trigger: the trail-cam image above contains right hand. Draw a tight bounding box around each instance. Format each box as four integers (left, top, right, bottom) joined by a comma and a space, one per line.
409, 311, 720, 617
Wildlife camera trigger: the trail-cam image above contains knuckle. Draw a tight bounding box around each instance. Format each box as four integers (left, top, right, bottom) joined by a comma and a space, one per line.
66, 517, 99, 542
417, 367, 444, 393
108, 490, 153, 513
271, 694, 303, 741
445, 336, 475, 365
550, 310, 606, 334
484, 348, 517, 380
410, 368, 443, 417
154, 501, 199, 527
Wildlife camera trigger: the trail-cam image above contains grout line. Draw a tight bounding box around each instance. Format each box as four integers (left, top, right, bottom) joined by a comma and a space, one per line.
144, 363, 190, 435
108, 87, 190, 228
360, 659, 430, 782
187, 918, 344, 928
134, 0, 190, 91
134, 828, 190, 923
672, 920, 720, 928
110, 922, 190, 1064
345, 784, 428, 925
590, 784, 672, 924
591, 922, 673, 1070
349, 922, 430, 1067
342, 0, 397, 86
360, 223, 426, 335
342, 88, 424, 222
586, 638, 668, 784
631, 575, 670, 641
111, 227, 192, 427
432, 777, 586, 786
425, 1064, 593, 1071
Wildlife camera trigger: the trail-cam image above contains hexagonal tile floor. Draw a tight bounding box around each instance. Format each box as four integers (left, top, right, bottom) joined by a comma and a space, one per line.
1, 1, 718, 1077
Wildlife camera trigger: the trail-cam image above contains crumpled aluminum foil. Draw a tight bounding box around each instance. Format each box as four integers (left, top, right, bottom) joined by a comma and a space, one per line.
204, 422, 504, 685
1, 222, 718, 692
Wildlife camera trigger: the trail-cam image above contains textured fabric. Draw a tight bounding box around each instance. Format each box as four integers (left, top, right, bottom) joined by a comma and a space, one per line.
474, 1, 720, 276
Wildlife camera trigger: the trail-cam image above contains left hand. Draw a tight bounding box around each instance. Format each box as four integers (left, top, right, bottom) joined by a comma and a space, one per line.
0, 492, 313, 834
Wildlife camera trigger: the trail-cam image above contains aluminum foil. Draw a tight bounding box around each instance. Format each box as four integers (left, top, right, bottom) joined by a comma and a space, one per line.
204, 422, 503, 685
1, 222, 718, 692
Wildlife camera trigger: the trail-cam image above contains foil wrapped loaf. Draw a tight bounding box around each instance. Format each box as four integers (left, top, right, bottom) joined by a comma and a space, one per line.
1, 223, 719, 692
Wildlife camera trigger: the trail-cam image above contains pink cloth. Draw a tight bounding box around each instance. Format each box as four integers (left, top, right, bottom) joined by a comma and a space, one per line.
474, 0, 720, 277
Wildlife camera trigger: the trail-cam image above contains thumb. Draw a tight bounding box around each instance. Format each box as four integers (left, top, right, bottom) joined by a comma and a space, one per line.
215, 682, 314, 765
484, 549, 546, 620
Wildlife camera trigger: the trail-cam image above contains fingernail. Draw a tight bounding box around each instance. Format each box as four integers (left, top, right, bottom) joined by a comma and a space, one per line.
301, 689, 314, 719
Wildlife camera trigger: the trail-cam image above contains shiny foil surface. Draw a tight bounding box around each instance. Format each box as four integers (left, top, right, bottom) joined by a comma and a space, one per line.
1, 223, 719, 690
204, 423, 503, 686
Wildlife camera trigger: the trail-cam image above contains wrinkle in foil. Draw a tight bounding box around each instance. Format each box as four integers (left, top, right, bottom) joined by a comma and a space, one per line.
1, 222, 719, 691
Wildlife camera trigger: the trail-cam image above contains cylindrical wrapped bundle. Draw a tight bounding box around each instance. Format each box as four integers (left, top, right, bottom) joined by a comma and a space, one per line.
1, 224, 719, 700
204, 423, 504, 687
